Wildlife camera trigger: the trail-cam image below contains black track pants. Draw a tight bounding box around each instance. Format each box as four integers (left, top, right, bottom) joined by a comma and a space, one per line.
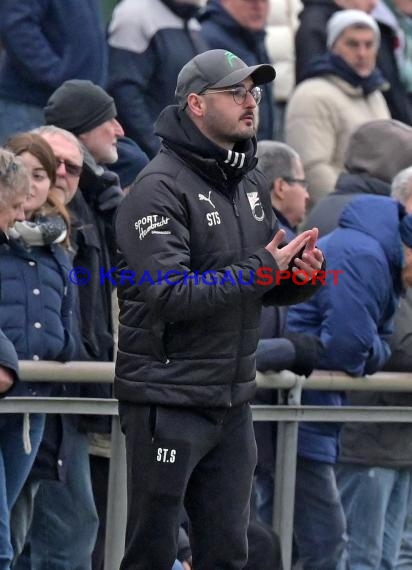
119, 402, 257, 570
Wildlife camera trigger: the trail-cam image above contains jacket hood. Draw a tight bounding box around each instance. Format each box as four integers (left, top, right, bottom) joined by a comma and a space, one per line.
335, 172, 390, 196
155, 105, 258, 193
199, 0, 266, 42
344, 119, 412, 183
339, 195, 407, 275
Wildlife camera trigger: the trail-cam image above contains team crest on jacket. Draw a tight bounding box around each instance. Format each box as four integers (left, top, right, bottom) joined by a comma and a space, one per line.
246, 192, 265, 222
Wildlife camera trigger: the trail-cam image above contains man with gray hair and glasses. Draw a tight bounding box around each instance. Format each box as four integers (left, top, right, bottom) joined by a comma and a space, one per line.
257, 140, 309, 241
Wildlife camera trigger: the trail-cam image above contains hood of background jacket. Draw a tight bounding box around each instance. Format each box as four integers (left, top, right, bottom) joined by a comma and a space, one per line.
155, 105, 258, 195
339, 195, 409, 279
344, 119, 412, 183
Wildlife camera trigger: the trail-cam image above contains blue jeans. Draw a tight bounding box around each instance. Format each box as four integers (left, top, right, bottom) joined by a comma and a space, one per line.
337, 464, 410, 570
0, 414, 45, 570
294, 457, 348, 570
397, 476, 412, 568
14, 427, 98, 570
0, 99, 44, 145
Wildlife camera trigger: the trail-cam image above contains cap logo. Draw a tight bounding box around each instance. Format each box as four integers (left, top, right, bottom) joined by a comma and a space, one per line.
225, 51, 238, 68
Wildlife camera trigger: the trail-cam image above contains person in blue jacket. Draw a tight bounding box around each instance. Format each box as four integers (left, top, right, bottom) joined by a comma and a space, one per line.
287, 194, 412, 570
0, 149, 28, 399
0, 133, 75, 570
199, 0, 275, 140
0, 0, 107, 143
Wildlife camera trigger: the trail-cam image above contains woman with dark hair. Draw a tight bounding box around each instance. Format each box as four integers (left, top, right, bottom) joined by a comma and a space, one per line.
6, 132, 71, 247
0, 133, 74, 569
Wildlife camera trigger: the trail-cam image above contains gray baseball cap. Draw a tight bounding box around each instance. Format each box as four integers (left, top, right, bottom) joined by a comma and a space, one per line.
175, 49, 276, 107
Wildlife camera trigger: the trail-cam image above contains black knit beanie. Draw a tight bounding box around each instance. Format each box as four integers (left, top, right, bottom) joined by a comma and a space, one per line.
44, 80, 117, 135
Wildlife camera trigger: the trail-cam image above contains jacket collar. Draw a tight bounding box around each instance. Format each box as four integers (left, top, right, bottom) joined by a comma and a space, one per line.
155, 105, 258, 196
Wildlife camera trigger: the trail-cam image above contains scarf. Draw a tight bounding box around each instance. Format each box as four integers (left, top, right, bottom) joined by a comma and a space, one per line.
303, 52, 387, 96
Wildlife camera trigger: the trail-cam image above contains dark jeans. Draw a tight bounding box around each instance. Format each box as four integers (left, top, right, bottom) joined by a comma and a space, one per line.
13, 428, 98, 570
119, 402, 257, 570
294, 457, 348, 570
0, 414, 45, 570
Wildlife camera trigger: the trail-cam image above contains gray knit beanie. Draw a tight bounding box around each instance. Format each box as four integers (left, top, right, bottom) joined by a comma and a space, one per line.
327, 9, 380, 49
44, 80, 117, 136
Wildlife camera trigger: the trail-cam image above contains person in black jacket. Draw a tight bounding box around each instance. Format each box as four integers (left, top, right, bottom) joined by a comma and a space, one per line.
115, 48, 324, 570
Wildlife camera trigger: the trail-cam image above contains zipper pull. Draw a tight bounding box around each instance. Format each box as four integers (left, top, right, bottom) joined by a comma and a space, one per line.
233, 198, 239, 217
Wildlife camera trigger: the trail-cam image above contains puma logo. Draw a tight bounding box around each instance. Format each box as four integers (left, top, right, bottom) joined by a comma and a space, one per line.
198, 191, 215, 209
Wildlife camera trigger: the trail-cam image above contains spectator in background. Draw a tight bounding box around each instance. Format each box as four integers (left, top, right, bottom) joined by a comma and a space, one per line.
43, 80, 124, 365
252, 140, 321, 527
336, 168, 412, 570
13, 79, 125, 569
0, 152, 26, 400
296, 0, 412, 127
0, 136, 75, 570
287, 194, 412, 569
41, 81, 124, 569
9, 128, 97, 570
303, 118, 412, 235
297, 118, 412, 568
295, 0, 377, 83
109, 136, 149, 194
286, 9, 390, 206
107, 0, 207, 158
89, 134, 148, 570
0, 0, 107, 143
257, 140, 309, 240
199, 0, 275, 140
372, 0, 412, 125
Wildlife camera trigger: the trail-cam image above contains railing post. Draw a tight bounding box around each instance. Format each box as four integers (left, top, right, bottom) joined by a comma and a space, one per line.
104, 413, 127, 570
273, 374, 305, 570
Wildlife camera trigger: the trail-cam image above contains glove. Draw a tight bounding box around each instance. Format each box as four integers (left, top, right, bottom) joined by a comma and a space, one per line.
96, 171, 124, 211
285, 332, 324, 377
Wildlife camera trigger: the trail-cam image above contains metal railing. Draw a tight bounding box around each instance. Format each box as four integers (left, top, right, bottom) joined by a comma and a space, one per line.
4, 362, 412, 570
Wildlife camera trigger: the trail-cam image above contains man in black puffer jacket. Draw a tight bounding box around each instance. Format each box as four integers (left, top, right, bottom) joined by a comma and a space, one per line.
115, 49, 324, 570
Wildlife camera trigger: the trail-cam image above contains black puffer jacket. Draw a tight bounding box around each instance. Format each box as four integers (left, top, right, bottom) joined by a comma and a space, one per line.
115, 106, 319, 407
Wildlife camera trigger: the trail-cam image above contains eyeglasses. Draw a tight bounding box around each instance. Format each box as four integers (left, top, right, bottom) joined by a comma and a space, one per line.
282, 176, 309, 189
202, 85, 263, 105
55, 158, 83, 178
